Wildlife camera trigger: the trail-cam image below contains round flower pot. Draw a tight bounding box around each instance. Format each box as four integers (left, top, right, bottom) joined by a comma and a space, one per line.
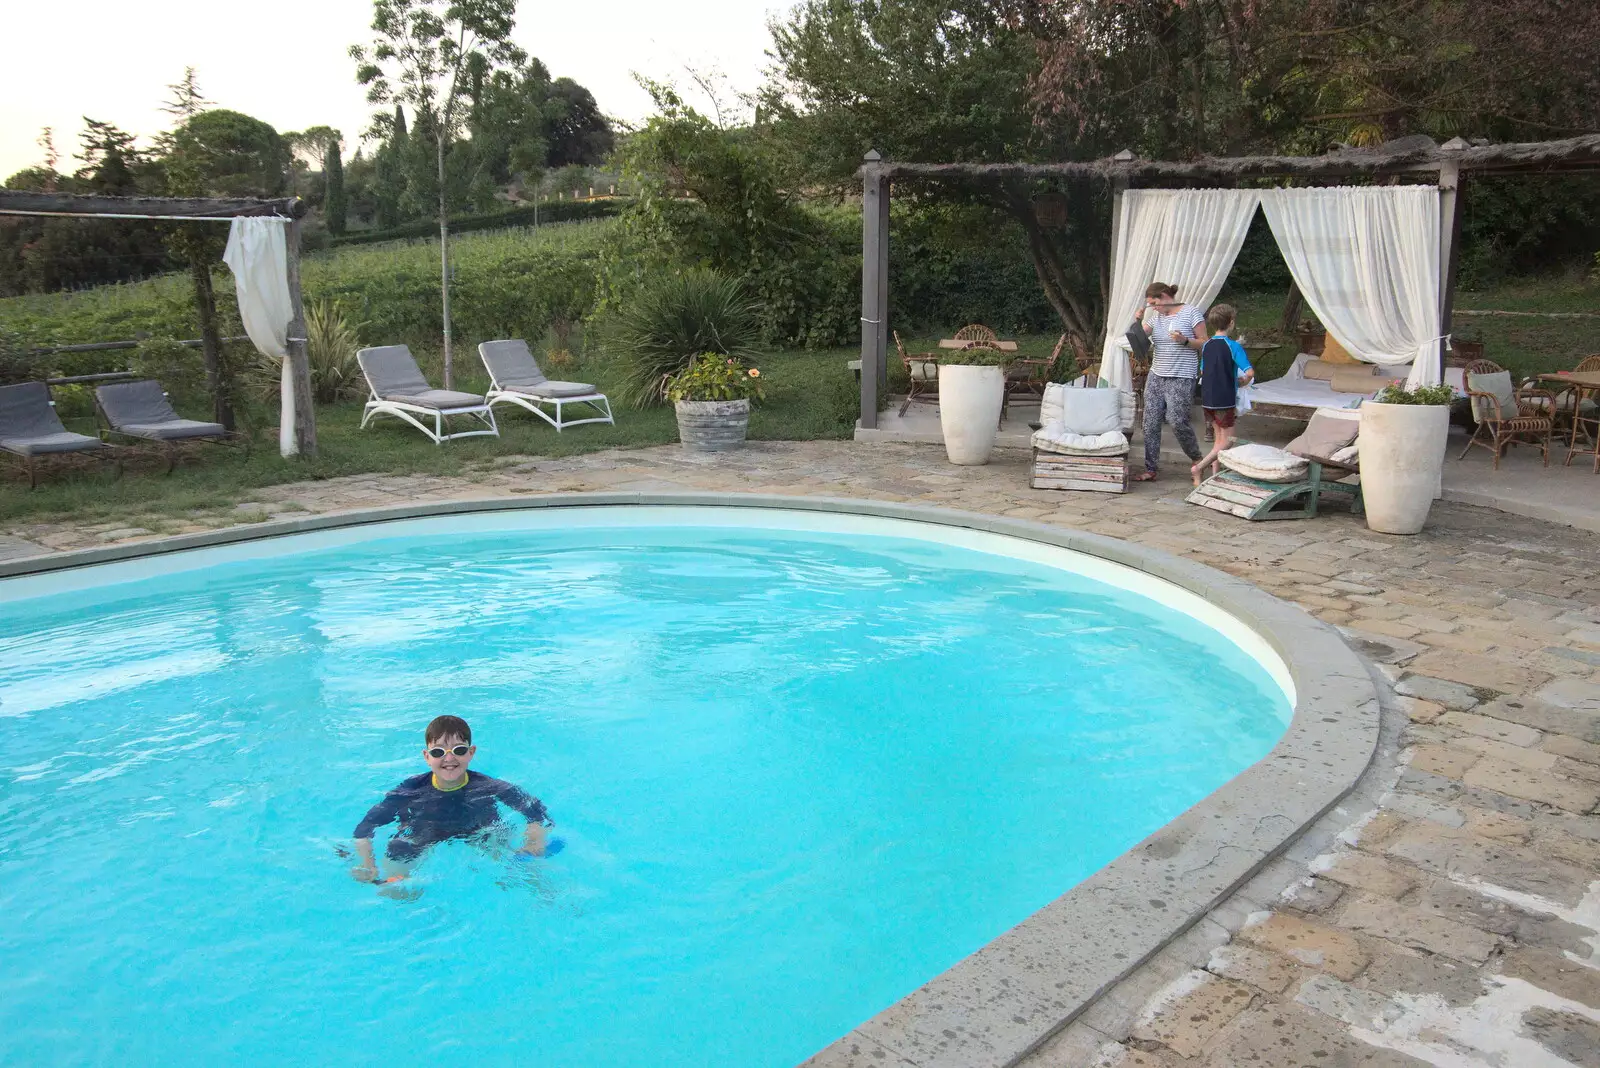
1358, 401, 1450, 535
938, 364, 1005, 465
674, 398, 750, 452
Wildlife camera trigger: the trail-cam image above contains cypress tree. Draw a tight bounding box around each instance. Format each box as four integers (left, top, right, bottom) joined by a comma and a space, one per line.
324, 139, 347, 236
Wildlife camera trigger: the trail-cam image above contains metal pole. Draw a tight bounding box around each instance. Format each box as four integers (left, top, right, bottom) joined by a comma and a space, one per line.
859, 151, 883, 430
876, 175, 890, 397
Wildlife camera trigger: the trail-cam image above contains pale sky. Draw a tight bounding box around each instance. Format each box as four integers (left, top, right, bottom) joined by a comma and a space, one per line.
0, 0, 785, 180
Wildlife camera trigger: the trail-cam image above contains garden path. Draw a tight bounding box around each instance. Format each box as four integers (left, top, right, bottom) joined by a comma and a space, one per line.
3, 440, 1598, 1067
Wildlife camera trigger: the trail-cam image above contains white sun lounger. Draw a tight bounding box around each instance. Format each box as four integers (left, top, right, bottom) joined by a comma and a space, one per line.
356, 345, 499, 445
478, 339, 614, 431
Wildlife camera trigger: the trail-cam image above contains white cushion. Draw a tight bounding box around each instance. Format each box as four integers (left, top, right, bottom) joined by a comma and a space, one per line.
1218, 443, 1309, 483
1041, 382, 1135, 434
1031, 425, 1129, 455
1330, 444, 1359, 465
1057, 387, 1121, 435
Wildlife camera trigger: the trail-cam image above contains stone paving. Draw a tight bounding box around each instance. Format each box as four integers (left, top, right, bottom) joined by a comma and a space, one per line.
5, 439, 1598, 1067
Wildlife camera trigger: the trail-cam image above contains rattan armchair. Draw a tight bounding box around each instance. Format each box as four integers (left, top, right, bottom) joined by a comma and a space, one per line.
1005, 334, 1067, 402
1460, 359, 1556, 469
953, 323, 999, 345
893, 331, 941, 416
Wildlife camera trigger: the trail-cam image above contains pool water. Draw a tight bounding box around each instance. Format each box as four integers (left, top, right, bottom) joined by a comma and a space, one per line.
0, 509, 1290, 1067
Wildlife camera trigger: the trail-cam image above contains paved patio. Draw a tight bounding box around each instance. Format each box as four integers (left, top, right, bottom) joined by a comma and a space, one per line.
4, 439, 1597, 1067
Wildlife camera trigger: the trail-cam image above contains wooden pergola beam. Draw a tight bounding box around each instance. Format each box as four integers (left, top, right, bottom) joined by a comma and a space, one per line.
0, 191, 305, 219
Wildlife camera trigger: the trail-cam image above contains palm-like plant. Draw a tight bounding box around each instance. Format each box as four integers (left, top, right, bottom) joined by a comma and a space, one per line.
610, 269, 760, 407
305, 299, 364, 405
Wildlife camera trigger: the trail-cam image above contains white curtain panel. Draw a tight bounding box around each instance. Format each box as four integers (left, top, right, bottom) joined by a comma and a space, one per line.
222, 218, 297, 457
1100, 189, 1260, 390
1260, 186, 1441, 387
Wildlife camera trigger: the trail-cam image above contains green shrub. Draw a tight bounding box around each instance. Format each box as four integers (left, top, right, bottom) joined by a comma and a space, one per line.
608, 270, 760, 407
1375, 382, 1455, 405
665, 353, 766, 403
938, 344, 1013, 367
305, 299, 364, 404
0, 327, 31, 386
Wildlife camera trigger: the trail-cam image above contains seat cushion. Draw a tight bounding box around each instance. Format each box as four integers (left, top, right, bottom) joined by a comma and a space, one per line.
1321, 334, 1358, 364
1301, 359, 1337, 382
0, 431, 104, 457
505, 380, 598, 399
1218, 443, 1310, 483
1031, 426, 1128, 456
120, 419, 227, 441
1329, 368, 1380, 395
385, 390, 487, 409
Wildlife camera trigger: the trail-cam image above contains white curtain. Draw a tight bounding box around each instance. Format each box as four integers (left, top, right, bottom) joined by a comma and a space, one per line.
222, 218, 297, 457
1260, 186, 1441, 388
1100, 189, 1261, 390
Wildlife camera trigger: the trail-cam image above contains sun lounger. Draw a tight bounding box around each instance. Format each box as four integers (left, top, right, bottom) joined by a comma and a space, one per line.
356, 345, 499, 444
95, 379, 245, 472
0, 381, 119, 488
478, 340, 614, 431
1186, 408, 1363, 520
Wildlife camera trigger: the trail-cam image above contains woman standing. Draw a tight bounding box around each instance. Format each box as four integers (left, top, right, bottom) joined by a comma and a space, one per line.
1132, 282, 1207, 482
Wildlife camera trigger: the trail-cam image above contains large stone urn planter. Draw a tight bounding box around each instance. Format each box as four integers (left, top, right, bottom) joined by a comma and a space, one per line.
1358, 401, 1449, 535
938, 364, 1006, 465
675, 398, 750, 452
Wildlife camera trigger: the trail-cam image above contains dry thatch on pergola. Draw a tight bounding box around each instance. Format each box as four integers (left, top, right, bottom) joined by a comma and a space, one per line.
0, 191, 305, 219
866, 133, 1600, 183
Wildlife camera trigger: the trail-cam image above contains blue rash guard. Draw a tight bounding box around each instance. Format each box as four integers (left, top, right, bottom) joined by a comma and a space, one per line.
354, 771, 551, 861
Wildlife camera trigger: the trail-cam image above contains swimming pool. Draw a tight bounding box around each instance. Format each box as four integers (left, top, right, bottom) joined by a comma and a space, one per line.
0, 504, 1293, 1067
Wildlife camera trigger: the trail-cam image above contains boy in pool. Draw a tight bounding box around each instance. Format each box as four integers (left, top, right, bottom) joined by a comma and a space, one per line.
351, 715, 551, 885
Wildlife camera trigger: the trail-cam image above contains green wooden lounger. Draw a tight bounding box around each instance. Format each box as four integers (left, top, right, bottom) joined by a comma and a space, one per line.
1187, 455, 1362, 520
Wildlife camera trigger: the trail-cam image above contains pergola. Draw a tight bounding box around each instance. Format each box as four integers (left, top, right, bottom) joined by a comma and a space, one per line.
0, 190, 318, 456
855, 132, 1600, 429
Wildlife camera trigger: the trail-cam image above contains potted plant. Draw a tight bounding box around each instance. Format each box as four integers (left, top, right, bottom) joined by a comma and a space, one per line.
1359, 382, 1455, 535
1296, 317, 1327, 357
666, 353, 764, 452
937, 344, 1011, 465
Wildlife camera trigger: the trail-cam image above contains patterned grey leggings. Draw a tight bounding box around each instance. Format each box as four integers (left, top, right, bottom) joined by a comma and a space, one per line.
1142, 374, 1202, 473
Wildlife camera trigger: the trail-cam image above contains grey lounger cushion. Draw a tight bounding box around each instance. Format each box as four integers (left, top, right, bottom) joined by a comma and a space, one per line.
358, 345, 487, 408
97, 380, 226, 440
0, 382, 105, 456
479, 339, 598, 397
385, 389, 489, 409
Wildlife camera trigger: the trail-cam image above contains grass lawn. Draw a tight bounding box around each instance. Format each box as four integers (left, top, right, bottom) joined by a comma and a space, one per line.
0, 344, 859, 527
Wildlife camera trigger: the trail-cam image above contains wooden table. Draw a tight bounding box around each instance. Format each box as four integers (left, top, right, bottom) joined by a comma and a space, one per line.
938, 338, 1018, 351
1534, 370, 1600, 471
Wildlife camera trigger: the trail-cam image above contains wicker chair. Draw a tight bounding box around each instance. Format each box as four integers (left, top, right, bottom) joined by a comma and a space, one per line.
1005, 334, 1067, 402
1459, 359, 1556, 469
1565, 354, 1600, 472
893, 331, 941, 416
953, 323, 999, 345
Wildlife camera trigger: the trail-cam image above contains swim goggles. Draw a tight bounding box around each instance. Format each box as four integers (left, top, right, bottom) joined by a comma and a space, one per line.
426, 744, 471, 758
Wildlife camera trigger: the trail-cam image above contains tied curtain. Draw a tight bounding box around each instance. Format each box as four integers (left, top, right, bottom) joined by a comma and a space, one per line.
222, 218, 297, 457
1100, 189, 1261, 390
1260, 186, 1442, 388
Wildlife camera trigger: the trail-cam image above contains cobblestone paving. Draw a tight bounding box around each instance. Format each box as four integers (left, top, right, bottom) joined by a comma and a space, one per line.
6, 440, 1598, 1066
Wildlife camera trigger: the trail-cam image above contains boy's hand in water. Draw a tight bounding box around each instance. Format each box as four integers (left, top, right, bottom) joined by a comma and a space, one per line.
351, 864, 379, 883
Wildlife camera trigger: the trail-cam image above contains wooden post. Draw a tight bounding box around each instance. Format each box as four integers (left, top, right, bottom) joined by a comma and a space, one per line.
859, 151, 885, 430
876, 175, 890, 396
285, 217, 318, 457
1437, 149, 1465, 354
1105, 172, 1130, 382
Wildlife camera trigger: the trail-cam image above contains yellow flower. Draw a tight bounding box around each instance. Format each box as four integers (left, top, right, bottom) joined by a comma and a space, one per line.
748, 368, 760, 378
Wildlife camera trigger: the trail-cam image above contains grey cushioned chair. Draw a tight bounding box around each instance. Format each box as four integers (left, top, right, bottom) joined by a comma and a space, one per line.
478, 339, 614, 431
95, 379, 244, 472
356, 345, 499, 444
1, 381, 119, 487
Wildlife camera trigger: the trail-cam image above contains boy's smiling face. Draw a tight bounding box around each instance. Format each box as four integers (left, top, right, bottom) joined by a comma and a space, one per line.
424, 733, 476, 785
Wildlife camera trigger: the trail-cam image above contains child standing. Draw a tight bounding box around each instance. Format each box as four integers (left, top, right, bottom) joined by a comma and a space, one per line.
1191, 304, 1256, 485
351, 714, 551, 886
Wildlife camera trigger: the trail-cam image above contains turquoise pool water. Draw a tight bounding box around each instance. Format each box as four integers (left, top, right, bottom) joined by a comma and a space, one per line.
0, 508, 1290, 1067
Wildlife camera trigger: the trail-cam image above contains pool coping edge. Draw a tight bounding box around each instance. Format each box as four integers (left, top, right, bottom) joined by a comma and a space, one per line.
0, 492, 1378, 1068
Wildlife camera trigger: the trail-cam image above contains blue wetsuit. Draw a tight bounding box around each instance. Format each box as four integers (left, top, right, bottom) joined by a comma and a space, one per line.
354, 771, 551, 861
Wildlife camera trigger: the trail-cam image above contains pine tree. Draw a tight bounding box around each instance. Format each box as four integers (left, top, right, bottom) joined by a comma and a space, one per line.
162, 67, 211, 119
324, 139, 348, 236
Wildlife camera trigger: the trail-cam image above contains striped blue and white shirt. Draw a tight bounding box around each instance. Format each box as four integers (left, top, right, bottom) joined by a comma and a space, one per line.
1145, 304, 1205, 379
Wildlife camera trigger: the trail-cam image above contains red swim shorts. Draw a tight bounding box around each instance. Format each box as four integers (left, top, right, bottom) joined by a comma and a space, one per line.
1203, 407, 1237, 429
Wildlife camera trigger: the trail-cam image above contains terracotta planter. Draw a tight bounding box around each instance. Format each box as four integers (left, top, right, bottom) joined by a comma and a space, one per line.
675, 398, 750, 452
938, 364, 1005, 465
1297, 330, 1327, 357
1358, 402, 1450, 535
